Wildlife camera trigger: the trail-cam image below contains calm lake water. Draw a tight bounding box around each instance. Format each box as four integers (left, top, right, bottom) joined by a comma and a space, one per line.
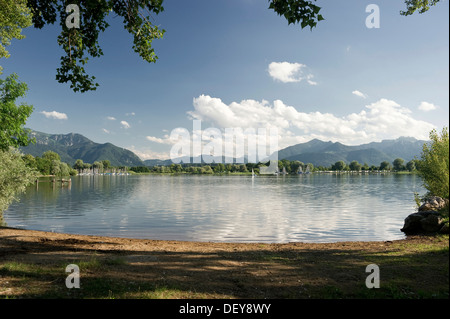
3, 173, 424, 243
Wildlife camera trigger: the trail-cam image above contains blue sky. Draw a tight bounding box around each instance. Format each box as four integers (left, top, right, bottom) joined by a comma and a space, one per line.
2, 0, 449, 160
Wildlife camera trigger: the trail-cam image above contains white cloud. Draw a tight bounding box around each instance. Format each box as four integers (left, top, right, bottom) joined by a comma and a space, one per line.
127, 146, 169, 160
352, 90, 367, 99
187, 94, 435, 148
107, 116, 116, 120
268, 62, 315, 84
306, 74, 317, 86
120, 120, 131, 129
146, 135, 174, 145
102, 128, 110, 134
126, 112, 136, 116
40, 111, 68, 120
418, 101, 437, 111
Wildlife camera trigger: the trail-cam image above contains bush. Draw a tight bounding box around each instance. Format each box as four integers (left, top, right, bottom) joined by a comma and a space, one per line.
417, 127, 449, 199
0, 148, 38, 213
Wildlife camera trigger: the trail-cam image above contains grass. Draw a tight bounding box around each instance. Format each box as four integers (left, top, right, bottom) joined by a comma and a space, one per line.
0, 229, 448, 299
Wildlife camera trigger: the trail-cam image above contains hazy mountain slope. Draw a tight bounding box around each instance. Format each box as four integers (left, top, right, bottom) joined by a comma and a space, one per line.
20, 130, 145, 167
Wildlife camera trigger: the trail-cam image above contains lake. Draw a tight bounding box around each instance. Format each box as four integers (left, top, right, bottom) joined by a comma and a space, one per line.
3, 173, 424, 243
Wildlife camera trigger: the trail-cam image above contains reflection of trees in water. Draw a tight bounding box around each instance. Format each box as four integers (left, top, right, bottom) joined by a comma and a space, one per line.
6, 175, 139, 219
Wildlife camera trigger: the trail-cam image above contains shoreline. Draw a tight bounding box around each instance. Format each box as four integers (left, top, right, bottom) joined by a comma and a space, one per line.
1, 226, 448, 299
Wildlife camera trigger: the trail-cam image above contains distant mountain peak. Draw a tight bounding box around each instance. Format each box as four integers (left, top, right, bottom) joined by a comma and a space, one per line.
277, 136, 426, 167
21, 130, 144, 167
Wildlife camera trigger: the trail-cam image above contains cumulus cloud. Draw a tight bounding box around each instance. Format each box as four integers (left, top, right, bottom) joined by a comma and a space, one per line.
102, 128, 110, 134
146, 134, 174, 145
418, 101, 437, 111
352, 90, 367, 98
120, 120, 131, 129
187, 94, 435, 148
106, 116, 116, 120
127, 146, 169, 160
268, 62, 315, 84
40, 111, 68, 120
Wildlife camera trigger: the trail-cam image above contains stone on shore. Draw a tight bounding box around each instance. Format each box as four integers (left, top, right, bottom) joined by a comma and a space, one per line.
401, 211, 443, 234
418, 196, 449, 212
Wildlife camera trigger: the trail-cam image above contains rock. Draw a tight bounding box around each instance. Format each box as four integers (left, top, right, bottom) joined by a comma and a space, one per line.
401, 211, 444, 235
420, 213, 443, 232
418, 196, 449, 212
439, 223, 449, 234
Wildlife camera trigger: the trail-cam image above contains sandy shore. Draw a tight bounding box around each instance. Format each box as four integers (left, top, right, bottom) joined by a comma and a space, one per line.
0, 226, 448, 299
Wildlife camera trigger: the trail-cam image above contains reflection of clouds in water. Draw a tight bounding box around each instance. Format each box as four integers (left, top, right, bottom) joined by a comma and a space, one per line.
135, 174, 422, 243
5, 174, 425, 243
5, 175, 139, 235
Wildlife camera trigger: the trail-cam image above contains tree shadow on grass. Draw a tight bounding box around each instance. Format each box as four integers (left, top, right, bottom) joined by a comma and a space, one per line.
0, 231, 448, 299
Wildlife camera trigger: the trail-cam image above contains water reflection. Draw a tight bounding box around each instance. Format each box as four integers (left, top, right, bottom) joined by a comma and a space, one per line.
4, 174, 424, 243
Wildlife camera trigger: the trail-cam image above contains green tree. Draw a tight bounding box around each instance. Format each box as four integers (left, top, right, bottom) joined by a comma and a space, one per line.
401, 0, 441, 15
0, 71, 37, 214
0, 74, 34, 150
1, 0, 440, 92
170, 163, 182, 173
349, 160, 362, 171
73, 159, 85, 171
50, 159, 61, 176
406, 160, 416, 172
0, 0, 32, 74
333, 161, 346, 171
290, 160, 303, 173
305, 163, 314, 172
0, 148, 37, 213
393, 158, 405, 171
380, 161, 392, 171
22, 153, 36, 168
417, 127, 449, 199
42, 151, 61, 162
24, 0, 165, 92
102, 160, 111, 171
93, 161, 104, 173
58, 162, 70, 177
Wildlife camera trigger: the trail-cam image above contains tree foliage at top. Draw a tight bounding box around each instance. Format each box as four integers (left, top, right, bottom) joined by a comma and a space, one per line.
26, 0, 165, 92
268, 0, 324, 30
401, 0, 441, 16
0, 0, 33, 74
1, 0, 443, 93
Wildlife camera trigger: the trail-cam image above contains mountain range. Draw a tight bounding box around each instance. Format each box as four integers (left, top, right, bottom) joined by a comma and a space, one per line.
276, 137, 426, 167
21, 130, 145, 167
20, 130, 426, 168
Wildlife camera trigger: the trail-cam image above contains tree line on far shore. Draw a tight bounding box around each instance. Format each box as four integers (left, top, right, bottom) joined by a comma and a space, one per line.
21, 151, 128, 177
128, 158, 420, 175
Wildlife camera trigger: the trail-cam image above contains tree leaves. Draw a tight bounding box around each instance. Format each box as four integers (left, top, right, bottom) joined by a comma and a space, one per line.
401, 0, 441, 16
268, 0, 324, 30
26, 0, 166, 92
0, 73, 35, 151
0, 0, 32, 74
